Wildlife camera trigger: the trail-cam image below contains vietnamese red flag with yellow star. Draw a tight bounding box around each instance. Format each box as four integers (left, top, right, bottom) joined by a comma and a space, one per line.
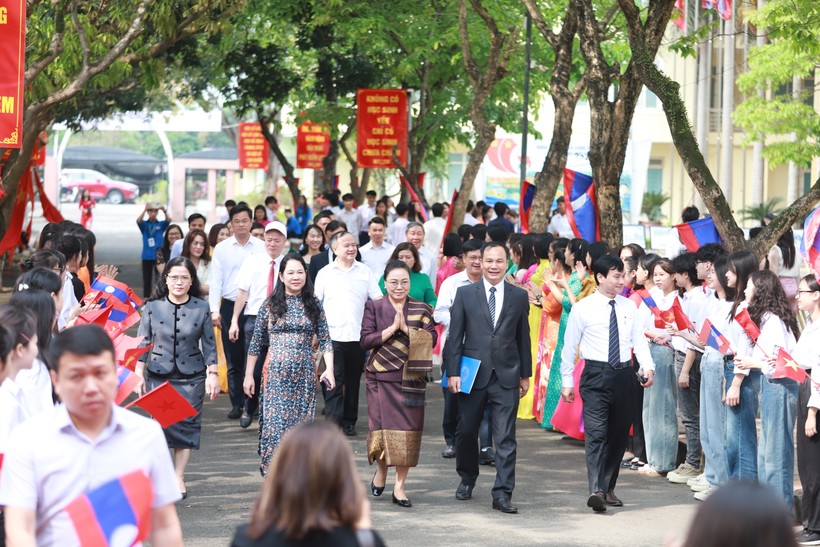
773, 347, 808, 383
127, 381, 196, 428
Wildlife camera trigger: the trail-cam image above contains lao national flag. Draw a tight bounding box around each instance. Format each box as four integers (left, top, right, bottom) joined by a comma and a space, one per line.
636, 289, 662, 319
698, 319, 731, 354
115, 366, 140, 405
562, 169, 599, 242
127, 381, 197, 429
671, 298, 695, 332
734, 308, 761, 342
519, 181, 536, 234
65, 470, 154, 547
717, 0, 732, 19
676, 217, 722, 252
773, 347, 808, 383
92, 277, 143, 309
800, 206, 820, 279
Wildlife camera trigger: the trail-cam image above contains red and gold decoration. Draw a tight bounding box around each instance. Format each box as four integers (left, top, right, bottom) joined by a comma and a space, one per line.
237, 121, 270, 170
296, 119, 330, 169
356, 89, 408, 169
0, 0, 26, 148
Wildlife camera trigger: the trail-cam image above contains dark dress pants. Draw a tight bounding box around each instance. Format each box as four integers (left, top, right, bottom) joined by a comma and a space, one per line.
243, 315, 267, 417
579, 361, 635, 495
797, 377, 820, 532
455, 371, 518, 499
443, 387, 493, 449
322, 340, 366, 427
220, 299, 247, 412
142, 259, 156, 298
629, 358, 648, 462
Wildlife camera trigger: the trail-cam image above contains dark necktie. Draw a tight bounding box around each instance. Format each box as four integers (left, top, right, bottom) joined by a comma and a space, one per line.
608, 300, 620, 367
488, 286, 497, 329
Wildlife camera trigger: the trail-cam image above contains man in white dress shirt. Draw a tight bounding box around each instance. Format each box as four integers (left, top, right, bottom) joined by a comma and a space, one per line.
547, 200, 574, 238
314, 231, 382, 436
387, 203, 410, 245
405, 222, 437, 282
336, 193, 362, 244
208, 204, 265, 420
561, 255, 655, 512
358, 190, 378, 244
229, 221, 287, 428
0, 325, 183, 547
423, 203, 447, 254
359, 217, 394, 276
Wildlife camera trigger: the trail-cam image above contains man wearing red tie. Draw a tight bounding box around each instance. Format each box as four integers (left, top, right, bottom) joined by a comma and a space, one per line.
561, 255, 656, 512
229, 221, 287, 428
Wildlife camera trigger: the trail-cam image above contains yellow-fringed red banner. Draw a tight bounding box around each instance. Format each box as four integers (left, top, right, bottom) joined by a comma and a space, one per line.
0, 0, 26, 148
237, 121, 269, 170
356, 89, 407, 169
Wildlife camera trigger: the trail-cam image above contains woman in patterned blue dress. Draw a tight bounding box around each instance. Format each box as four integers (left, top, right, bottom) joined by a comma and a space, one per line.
244, 253, 335, 476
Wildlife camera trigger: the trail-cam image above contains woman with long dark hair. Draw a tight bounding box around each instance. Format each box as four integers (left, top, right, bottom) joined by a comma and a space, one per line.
136, 256, 219, 498
734, 269, 800, 511
9, 289, 56, 415
767, 229, 800, 313
722, 250, 760, 483
181, 229, 211, 296
155, 223, 183, 277
299, 224, 326, 265
244, 253, 334, 476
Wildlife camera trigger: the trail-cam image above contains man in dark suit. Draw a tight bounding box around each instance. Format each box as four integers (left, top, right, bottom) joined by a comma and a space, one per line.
447, 242, 531, 514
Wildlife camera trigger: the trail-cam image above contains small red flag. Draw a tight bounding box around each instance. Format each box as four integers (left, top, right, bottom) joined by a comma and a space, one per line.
734, 308, 761, 342
121, 344, 153, 371
75, 306, 112, 328
115, 366, 141, 405
127, 381, 197, 428
773, 347, 808, 383
672, 299, 695, 332
112, 334, 145, 363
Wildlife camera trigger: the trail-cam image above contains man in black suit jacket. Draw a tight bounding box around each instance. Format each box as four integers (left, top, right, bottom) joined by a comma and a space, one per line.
447, 242, 531, 514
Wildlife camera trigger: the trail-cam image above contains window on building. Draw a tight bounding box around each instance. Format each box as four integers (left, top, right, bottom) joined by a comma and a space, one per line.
647, 165, 663, 194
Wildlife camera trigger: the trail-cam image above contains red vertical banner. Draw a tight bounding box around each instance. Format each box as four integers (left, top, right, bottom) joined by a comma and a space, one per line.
0, 0, 26, 148
356, 89, 408, 168
296, 120, 330, 169
237, 122, 270, 170
31, 132, 47, 166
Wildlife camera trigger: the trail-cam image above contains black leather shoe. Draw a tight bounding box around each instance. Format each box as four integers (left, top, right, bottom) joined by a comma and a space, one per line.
342, 425, 357, 437
492, 498, 518, 514
239, 409, 252, 429
455, 482, 473, 500
479, 447, 495, 465
392, 492, 412, 508
605, 491, 623, 507
441, 445, 455, 458
587, 491, 607, 512
227, 407, 242, 420
371, 473, 385, 497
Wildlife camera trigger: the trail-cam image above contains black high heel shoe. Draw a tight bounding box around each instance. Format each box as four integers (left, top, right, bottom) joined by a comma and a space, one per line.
370, 473, 385, 497
392, 492, 412, 508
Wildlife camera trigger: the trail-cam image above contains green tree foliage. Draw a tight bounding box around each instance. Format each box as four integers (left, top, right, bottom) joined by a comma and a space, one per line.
734, 0, 820, 166
0, 0, 244, 233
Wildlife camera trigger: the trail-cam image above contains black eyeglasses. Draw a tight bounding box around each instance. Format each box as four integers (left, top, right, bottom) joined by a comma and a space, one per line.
797, 290, 817, 294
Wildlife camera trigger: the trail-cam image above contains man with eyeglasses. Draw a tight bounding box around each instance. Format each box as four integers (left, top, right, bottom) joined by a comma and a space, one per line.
209, 205, 265, 421
434, 240, 494, 463
314, 231, 382, 436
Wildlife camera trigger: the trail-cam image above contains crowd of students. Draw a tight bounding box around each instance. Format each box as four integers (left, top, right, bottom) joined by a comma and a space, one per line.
1, 192, 818, 545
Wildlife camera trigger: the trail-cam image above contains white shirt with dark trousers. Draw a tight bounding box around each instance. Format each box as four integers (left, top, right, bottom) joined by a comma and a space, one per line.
208, 235, 265, 311
0, 404, 180, 547
561, 289, 655, 498
314, 261, 382, 342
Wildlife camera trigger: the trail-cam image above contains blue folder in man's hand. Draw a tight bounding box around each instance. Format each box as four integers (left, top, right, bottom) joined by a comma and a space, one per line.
440, 356, 481, 394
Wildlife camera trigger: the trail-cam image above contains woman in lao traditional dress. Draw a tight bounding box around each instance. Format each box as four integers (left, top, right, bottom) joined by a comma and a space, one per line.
361, 260, 437, 508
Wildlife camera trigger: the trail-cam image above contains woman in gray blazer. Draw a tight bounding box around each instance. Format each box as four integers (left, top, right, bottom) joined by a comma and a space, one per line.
136, 256, 219, 498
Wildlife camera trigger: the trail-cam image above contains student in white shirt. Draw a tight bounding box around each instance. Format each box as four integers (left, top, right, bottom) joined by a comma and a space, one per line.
314, 232, 382, 437
229, 221, 287, 428
208, 205, 265, 420
733, 270, 800, 511
358, 190, 378, 243
359, 217, 394, 276
561, 255, 655, 512
423, 203, 447, 254
337, 194, 362, 244
387, 203, 410, 245
0, 325, 183, 547
9, 290, 56, 417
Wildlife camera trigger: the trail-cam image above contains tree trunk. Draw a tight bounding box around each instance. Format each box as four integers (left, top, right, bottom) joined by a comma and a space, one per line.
617, 0, 820, 260
452, 123, 497, 229
320, 139, 339, 193
258, 112, 300, 209
719, 15, 735, 203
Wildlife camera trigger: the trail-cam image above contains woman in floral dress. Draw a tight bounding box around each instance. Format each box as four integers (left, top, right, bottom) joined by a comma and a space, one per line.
244, 253, 335, 476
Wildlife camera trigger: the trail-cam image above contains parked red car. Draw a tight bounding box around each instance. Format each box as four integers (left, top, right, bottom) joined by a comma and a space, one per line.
59, 169, 139, 204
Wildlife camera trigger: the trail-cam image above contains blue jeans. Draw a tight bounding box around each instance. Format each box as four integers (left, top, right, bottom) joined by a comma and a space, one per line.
723, 360, 760, 481
700, 350, 727, 486
643, 343, 678, 472
759, 377, 798, 509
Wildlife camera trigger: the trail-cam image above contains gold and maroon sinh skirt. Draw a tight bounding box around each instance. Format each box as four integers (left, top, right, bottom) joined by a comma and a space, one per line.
366, 369, 424, 467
